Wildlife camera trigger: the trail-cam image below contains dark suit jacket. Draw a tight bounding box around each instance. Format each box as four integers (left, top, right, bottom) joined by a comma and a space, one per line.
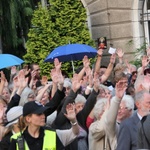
117, 111, 140, 150
138, 115, 150, 149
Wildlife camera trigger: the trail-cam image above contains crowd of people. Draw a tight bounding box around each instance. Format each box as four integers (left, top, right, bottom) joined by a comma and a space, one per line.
0, 47, 150, 150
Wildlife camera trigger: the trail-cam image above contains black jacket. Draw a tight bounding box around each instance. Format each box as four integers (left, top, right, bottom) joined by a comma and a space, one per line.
138, 115, 150, 149
0, 131, 13, 150
53, 89, 99, 150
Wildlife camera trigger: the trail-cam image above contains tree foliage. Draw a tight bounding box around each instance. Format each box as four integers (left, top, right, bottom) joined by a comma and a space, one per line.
24, 0, 95, 78
128, 40, 147, 68
0, 0, 33, 55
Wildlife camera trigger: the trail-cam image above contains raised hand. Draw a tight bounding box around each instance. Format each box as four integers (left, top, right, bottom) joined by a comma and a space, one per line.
125, 59, 132, 74
97, 48, 103, 56
50, 69, 59, 84
12, 75, 19, 89
18, 70, 28, 89
31, 70, 36, 80
54, 58, 62, 73
93, 72, 100, 92
64, 103, 76, 122
142, 55, 149, 68
57, 72, 64, 86
0, 71, 7, 94
115, 79, 127, 99
110, 53, 116, 64
41, 76, 48, 85
87, 70, 94, 87
23, 65, 31, 77
71, 73, 82, 93
11, 66, 17, 75
116, 48, 124, 58
0, 71, 6, 86
83, 55, 90, 69
85, 64, 92, 77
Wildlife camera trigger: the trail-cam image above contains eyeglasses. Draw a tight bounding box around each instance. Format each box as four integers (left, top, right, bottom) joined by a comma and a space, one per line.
119, 106, 128, 110
28, 94, 35, 99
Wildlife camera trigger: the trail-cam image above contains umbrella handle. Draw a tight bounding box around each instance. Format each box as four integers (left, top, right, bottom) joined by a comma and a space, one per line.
71, 60, 75, 74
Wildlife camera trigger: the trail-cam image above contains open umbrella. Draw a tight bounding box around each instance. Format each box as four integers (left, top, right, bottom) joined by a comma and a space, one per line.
0, 54, 24, 69
45, 43, 97, 72
45, 43, 97, 63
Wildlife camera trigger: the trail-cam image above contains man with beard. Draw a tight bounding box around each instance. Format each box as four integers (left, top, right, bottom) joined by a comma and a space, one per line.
117, 90, 150, 150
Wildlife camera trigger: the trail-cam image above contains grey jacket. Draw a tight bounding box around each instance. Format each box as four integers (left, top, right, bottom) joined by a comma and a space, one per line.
117, 111, 140, 150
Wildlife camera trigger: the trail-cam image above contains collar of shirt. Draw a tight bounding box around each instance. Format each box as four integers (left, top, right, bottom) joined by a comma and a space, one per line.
137, 112, 142, 120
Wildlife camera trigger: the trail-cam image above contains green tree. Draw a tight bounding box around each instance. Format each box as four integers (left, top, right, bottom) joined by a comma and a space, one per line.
24, 0, 95, 78
0, 0, 33, 56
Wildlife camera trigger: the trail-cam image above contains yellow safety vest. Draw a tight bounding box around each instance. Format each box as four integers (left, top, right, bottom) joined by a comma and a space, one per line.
11, 130, 56, 150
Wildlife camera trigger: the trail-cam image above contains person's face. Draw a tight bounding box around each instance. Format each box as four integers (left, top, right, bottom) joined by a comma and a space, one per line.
33, 65, 40, 78
28, 94, 35, 101
99, 68, 106, 77
26, 113, 46, 127
98, 88, 111, 99
98, 88, 106, 98
132, 71, 137, 81
64, 87, 71, 97
117, 101, 132, 123
38, 89, 49, 105
2, 88, 10, 102
136, 93, 150, 116
127, 87, 135, 97
104, 89, 111, 99
40, 91, 49, 105
75, 102, 85, 114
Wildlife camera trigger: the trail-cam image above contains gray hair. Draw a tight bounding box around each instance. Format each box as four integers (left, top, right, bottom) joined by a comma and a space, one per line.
130, 64, 137, 71
99, 84, 109, 91
94, 98, 107, 120
122, 95, 134, 112
64, 80, 72, 88
134, 90, 149, 103
134, 75, 144, 92
19, 87, 35, 106
36, 85, 50, 96
75, 94, 86, 104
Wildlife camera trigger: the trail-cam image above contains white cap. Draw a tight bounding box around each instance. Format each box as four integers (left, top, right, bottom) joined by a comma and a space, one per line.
6, 106, 23, 127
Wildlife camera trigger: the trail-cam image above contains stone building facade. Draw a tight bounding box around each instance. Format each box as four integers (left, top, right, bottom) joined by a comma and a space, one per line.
81, 0, 149, 64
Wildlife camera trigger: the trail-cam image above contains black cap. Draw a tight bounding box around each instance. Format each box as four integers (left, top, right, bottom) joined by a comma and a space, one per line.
23, 101, 48, 117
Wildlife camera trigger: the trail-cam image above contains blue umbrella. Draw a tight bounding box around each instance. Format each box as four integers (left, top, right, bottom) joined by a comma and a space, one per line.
44, 43, 97, 63
0, 54, 24, 69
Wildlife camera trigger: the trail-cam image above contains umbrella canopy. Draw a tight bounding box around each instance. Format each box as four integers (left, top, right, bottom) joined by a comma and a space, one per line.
0, 54, 24, 69
44, 43, 97, 63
